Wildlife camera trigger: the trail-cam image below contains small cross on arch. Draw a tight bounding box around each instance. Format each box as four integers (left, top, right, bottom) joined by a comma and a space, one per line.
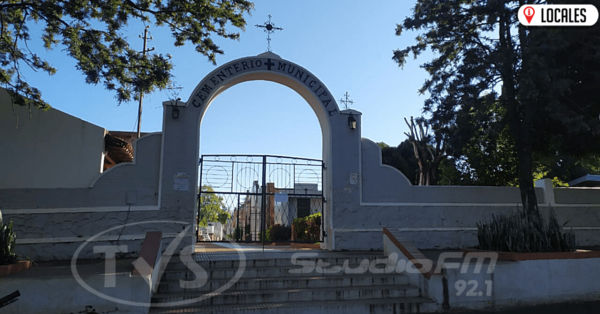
265, 59, 275, 70
339, 92, 354, 110
255, 15, 283, 52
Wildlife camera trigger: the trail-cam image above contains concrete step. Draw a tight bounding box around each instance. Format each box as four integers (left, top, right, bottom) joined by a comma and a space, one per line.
157, 273, 411, 293
149, 296, 433, 314
151, 284, 421, 306
150, 252, 429, 314
160, 262, 389, 281
165, 254, 388, 271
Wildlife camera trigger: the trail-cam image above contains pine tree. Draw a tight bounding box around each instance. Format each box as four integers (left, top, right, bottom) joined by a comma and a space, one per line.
0, 0, 253, 109
394, 0, 600, 212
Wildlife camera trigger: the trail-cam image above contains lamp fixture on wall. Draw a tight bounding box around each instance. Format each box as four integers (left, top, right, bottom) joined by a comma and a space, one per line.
171, 98, 181, 119
172, 106, 180, 119
348, 113, 357, 130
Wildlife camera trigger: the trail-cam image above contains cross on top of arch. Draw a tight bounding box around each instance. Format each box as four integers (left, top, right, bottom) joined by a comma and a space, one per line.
255, 15, 283, 52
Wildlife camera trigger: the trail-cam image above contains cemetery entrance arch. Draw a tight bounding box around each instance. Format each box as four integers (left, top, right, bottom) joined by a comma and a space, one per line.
160, 52, 362, 250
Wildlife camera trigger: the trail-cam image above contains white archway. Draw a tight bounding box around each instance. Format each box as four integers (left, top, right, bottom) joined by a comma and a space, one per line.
159, 52, 362, 250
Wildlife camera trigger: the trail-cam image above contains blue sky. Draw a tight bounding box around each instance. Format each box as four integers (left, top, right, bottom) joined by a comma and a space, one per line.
23, 1, 431, 160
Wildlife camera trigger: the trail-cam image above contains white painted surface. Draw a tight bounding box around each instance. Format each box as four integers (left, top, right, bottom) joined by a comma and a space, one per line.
0, 260, 151, 314
329, 140, 600, 251
0, 88, 105, 188
2, 206, 158, 214
384, 233, 600, 312
443, 257, 600, 311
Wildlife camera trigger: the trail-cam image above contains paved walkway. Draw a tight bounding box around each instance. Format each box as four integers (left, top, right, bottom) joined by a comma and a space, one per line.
192, 242, 384, 262
194, 242, 319, 253
472, 301, 600, 314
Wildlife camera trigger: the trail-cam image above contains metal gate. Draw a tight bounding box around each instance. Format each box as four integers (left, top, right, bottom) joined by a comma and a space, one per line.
197, 155, 324, 243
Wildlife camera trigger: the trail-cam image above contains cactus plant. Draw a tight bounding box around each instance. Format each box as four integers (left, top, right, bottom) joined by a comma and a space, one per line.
476, 206, 576, 253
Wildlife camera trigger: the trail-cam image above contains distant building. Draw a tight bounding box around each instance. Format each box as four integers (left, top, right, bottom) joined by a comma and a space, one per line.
230, 181, 322, 241
274, 183, 322, 227
207, 221, 224, 241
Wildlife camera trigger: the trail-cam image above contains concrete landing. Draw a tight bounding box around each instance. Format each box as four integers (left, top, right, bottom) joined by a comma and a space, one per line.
0, 258, 150, 314
194, 242, 323, 253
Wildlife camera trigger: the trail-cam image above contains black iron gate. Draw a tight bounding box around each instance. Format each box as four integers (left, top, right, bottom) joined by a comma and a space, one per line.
197, 155, 324, 243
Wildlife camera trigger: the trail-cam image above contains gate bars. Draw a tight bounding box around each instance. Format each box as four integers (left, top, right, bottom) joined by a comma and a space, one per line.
197, 155, 324, 244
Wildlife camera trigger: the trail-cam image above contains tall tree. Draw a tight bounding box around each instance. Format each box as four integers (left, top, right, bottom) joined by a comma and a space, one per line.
378, 140, 420, 185
443, 98, 520, 186
404, 117, 446, 185
0, 0, 253, 109
394, 0, 600, 212
198, 186, 230, 226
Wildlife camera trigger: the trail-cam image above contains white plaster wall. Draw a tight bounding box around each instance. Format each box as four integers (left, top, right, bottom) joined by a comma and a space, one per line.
331, 139, 600, 251
384, 234, 600, 312
0, 88, 105, 188
0, 259, 151, 314
554, 187, 600, 204
360, 138, 546, 204
2, 133, 169, 261
437, 258, 600, 311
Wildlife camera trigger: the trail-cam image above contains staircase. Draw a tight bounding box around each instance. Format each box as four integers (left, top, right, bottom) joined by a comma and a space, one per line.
149, 251, 432, 314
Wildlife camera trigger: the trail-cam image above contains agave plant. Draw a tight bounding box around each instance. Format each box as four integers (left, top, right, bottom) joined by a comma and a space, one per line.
477, 206, 576, 253
0, 216, 19, 265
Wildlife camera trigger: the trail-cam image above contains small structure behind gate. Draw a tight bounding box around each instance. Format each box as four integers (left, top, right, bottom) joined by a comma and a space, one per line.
198, 154, 324, 243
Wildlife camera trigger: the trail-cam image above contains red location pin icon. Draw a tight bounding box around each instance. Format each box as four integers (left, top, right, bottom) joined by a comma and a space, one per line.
523, 6, 535, 23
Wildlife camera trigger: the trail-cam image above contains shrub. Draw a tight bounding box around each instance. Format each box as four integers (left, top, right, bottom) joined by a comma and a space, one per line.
477, 207, 576, 253
244, 224, 251, 238
234, 226, 243, 241
269, 224, 291, 242
1, 217, 19, 265
259, 229, 271, 242
292, 212, 321, 242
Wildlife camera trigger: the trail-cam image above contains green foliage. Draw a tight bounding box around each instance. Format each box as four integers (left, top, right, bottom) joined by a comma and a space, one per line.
440, 100, 520, 186
232, 225, 253, 241
268, 224, 291, 242
1, 217, 19, 265
0, 0, 254, 109
234, 226, 243, 241
378, 140, 419, 185
394, 0, 600, 207
532, 169, 569, 188
258, 229, 270, 242
258, 225, 292, 242
477, 208, 576, 253
198, 186, 230, 227
292, 213, 321, 242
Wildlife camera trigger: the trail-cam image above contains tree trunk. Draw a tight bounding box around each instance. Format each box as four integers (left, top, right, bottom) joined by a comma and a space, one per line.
404, 117, 445, 186
499, 3, 538, 214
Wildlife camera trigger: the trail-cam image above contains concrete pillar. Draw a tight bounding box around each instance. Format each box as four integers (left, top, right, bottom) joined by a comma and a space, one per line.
328, 109, 362, 250
535, 178, 556, 206
158, 100, 198, 249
